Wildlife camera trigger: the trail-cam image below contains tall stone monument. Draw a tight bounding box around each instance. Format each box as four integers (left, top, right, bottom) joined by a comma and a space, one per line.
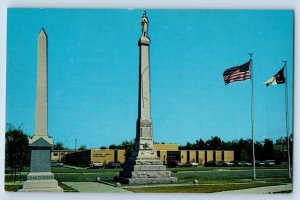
116, 12, 177, 185
19, 29, 63, 192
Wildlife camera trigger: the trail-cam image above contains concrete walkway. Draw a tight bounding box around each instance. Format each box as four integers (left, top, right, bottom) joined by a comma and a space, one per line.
62, 182, 132, 193
216, 183, 292, 194
62, 181, 291, 194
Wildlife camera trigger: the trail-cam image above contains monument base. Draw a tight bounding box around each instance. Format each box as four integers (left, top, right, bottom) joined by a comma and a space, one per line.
18, 172, 63, 192
116, 157, 177, 185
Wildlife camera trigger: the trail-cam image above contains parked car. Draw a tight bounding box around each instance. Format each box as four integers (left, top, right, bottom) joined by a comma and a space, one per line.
221, 161, 235, 167
264, 160, 275, 167
89, 162, 104, 169
205, 160, 214, 167
255, 160, 266, 167
51, 161, 64, 167
234, 160, 244, 166
106, 161, 122, 169
234, 160, 252, 167
205, 161, 222, 167
184, 162, 192, 167
190, 162, 200, 167
241, 161, 252, 166
175, 162, 186, 168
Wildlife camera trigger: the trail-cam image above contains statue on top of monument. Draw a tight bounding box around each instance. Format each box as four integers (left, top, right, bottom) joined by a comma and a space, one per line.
141, 11, 148, 37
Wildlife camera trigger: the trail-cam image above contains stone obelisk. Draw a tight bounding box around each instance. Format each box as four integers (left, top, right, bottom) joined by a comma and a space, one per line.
116, 12, 177, 185
19, 29, 62, 192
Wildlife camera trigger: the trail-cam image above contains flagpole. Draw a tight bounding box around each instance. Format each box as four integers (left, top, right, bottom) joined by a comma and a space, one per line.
249, 53, 256, 180
283, 60, 291, 179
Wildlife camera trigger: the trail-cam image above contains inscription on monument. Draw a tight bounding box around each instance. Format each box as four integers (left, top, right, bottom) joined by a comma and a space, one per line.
27, 175, 54, 181
141, 127, 151, 137
141, 119, 152, 127
30, 149, 51, 172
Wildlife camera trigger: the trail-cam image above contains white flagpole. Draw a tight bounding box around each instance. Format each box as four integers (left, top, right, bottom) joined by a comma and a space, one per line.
283, 61, 292, 179
249, 53, 256, 180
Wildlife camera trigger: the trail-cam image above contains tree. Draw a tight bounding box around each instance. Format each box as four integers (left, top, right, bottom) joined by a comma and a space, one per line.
5, 124, 30, 182
206, 136, 222, 150
275, 134, 293, 164
254, 141, 264, 161
179, 142, 193, 150
230, 138, 252, 161
262, 138, 275, 160
109, 144, 117, 149
195, 139, 206, 150
121, 139, 135, 162
53, 142, 65, 150
78, 145, 87, 151
53, 142, 66, 162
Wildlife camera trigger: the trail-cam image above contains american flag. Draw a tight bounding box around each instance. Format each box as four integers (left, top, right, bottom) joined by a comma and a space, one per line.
223, 61, 251, 85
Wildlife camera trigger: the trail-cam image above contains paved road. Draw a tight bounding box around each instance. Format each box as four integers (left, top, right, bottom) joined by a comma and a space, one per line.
216, 183, 292, 194
63, 182, 132, 193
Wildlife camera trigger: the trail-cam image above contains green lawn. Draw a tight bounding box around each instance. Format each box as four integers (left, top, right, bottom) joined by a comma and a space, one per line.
52, 167, 122, 173
58, 182, 78, 192
5, 166, 292, 192
54, 171, 119, 182
172, 168, 291, 182
5, 184, 22, 192
5, 174, 27, 182
125, 181, 287, 193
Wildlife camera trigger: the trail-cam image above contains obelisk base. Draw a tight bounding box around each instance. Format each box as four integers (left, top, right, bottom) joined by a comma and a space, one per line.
19, 137, 62, 192
115, 157, 177, 185
18, 172, 63, 192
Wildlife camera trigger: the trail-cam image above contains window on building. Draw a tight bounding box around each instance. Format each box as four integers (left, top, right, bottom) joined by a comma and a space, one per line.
114, 150, 118, 162
157, 151, 160, 158
53, 153, 58, 156
187, 151, 190, 163
196, 151, 199, 163
167, 151, 181, 166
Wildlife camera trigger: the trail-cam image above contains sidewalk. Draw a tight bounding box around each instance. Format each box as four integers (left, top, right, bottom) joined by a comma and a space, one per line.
62, 181, 291, 193
62, 182, 132, 193
216, 183, 292, 194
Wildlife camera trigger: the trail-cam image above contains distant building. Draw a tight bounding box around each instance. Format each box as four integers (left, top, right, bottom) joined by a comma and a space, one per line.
51, 149, 75, 162
153, 144, 234, 165
64, 149, 126, 166
62, 144, 234, 167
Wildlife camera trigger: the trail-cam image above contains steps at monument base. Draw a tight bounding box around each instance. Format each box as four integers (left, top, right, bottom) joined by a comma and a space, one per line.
19, 186, 63, 192
19, 179, 63, 192
120, 169, 172, 178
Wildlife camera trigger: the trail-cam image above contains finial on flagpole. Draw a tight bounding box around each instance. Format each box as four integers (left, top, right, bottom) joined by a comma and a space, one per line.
248, 52, 253, 60
283, 60, 287, 66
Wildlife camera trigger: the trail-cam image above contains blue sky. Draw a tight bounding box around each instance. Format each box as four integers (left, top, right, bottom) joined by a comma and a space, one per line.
6, 9, 294, 149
